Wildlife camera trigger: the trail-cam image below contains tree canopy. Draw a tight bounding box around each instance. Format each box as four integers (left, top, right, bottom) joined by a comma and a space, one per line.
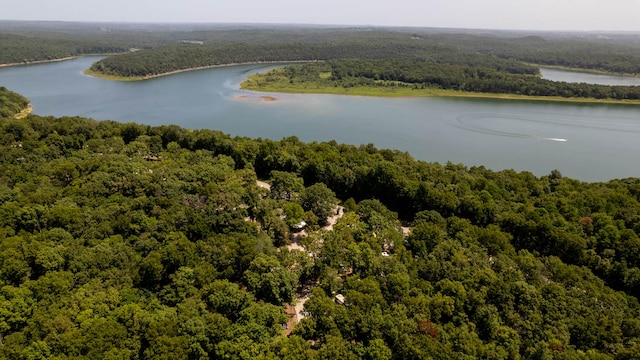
0, 103, 639, 358
243, 60, 640, 101
0, 87, 30, 118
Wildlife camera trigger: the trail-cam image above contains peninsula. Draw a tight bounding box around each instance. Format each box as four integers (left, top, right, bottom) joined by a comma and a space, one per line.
240, 60, 640, 104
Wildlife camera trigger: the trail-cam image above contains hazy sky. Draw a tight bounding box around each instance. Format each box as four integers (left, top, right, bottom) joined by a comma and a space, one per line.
2, 0, 640, 31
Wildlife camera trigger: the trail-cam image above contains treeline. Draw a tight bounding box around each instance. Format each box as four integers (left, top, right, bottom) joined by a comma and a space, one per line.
0, 21, 196, 64
5, 22, 640, 77
1, 110, 640, 358
425, 33, 640, 75
87, 29, 640, 79
0, 87, 29, 117
0, 32, 145, 64
89, 41, 536, 78
270, 60, 640, 100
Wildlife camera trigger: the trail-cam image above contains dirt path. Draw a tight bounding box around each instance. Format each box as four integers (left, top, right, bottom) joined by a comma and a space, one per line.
286, 230, 307, 252
13, 105, 33, 119
294, 296, 310, 322
250, 182, 347, 330
256, 180, 271, 190
284, 205, 345, 329
402, 226, 411, 237
323, 206, 344, 231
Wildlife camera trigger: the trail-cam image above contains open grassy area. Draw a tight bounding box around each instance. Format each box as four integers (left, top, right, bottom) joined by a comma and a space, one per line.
241, 71, 640, 105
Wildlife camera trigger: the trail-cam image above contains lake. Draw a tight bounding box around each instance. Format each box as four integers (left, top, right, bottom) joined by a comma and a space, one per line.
1, 57, 639, 182
540, 67, 640, 86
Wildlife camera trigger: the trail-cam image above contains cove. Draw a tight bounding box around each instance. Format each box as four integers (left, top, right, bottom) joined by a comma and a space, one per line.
1, 56, 639, 182
540, 67, 640, 86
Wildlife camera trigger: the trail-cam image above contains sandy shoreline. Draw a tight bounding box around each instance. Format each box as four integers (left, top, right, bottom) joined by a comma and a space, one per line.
240, 82, 640, 105
234, 94, 278, 102
0, 57, 79, 68
0, 55, 311, 81
85, 60, 316, 81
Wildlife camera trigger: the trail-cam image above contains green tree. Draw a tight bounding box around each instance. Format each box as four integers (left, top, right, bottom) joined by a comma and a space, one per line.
283, 202, 305, 227
269, 170, 304, 201
300, 183, 337, 226
244, 254, 299, 304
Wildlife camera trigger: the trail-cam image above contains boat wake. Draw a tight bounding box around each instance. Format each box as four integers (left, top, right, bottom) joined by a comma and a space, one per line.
451, 113, 570, 142
451, 112, 640, 142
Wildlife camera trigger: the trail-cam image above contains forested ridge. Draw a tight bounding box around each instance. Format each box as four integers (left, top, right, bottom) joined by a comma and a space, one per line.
0, 31, 144, 65
243, 60, 640, 101
3, 22, 640, 74
425, 34, 640, 75
87, 41, 536, 79
1, 100, 640, 358
84, 29, 640, 81
4, 21, 640, 102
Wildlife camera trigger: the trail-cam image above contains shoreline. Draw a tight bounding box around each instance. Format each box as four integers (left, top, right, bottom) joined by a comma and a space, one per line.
7, 56, 639, 105
0, 56, 79, 68
0, 53, 124, 68
83, 60, 315, 81
240, 80, 640, 105
535, 64, 640, 79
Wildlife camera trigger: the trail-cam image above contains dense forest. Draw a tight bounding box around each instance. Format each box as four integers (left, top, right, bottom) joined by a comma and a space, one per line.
243, 60, 640, 101
3, 22, 640, 75
3, 21, 640, 97
0, 27, 142, 64
87, 41, 536, 79
84, 29, 640, 80
0, 87, 30, 118
1, 90, 640, 357
2, 23, 640, 358
423, 34, 640, 75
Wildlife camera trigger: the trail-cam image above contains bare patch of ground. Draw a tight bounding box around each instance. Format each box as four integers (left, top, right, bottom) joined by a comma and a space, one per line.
402, 226, 411, 237
256, 180, 271, 190
14, 105, 33, 119
294, 296, 310, 322
287, 230, 308, 252
323, 206, 344, 231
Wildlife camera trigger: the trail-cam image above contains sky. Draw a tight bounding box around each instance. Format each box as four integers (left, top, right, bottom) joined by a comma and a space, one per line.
2, 0, 640, 32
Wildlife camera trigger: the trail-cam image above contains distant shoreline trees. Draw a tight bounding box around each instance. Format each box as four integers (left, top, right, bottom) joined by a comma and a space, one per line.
258, 60, 640, 100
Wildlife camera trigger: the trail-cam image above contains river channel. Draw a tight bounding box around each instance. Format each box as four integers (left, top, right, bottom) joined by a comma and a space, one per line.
1, 57, 639, 182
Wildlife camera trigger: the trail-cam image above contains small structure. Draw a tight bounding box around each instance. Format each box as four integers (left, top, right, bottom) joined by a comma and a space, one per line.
291, 221, 307, 231
143, 154, 162, 161
334, 294, 346, 305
